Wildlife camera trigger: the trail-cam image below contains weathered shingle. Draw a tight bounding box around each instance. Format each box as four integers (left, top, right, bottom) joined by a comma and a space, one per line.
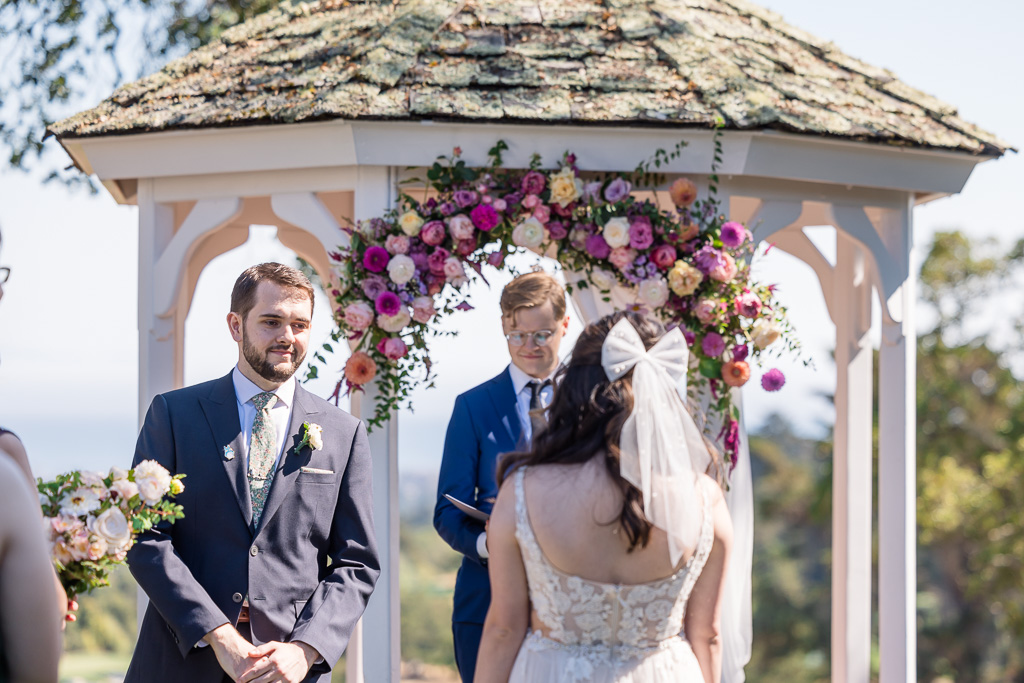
49, 0, 1011, 155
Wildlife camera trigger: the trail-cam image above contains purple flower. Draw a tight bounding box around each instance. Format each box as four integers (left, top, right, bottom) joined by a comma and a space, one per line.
453, 190, 479, 209
548, 221, 568, 241
702, 332, 725, 357
761, 368, 786, 392
604, 178, 632, 203
375, 291, 402, 316
503, 191, 523, 207
585, 234, 611, 260
694, 245, 726, 275
424, 197, 438, 211
361, 274, 387, 301
720, 221, 747, 248
427, 248, 451, 276
683, 329, 696, 346
487, 251, 505, 267
582, 181, 603, 203
732, 344, 749, 362
362, 246, 390, 273
410, 251, 428, 272
521, 171, 546, 196
629, 216, 654, 250
470, 203, 500, 232
439, 202, 457, 217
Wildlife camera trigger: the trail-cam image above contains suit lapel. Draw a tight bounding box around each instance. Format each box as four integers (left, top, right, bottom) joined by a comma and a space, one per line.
199, 373, 252, 529
485, 366, 521, 450
256, 384, 318, 535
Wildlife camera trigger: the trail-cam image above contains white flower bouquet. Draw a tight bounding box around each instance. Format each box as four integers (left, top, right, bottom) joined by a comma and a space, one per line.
37, 461, 185, 600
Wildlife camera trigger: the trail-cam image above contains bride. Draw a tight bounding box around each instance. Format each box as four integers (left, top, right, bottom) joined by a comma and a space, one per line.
475, 312, 733, 683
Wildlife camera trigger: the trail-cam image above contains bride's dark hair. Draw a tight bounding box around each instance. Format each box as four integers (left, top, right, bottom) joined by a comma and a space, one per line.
498, 310, 664, 552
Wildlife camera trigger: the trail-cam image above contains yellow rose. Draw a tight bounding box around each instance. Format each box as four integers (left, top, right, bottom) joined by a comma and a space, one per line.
548, 167, 583, 208
170, 479, 185, 495
668, 261, 703, 297
399, 211, 424, 237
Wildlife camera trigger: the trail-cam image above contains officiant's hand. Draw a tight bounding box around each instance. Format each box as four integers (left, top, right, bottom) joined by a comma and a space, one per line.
239, 640, 319, 682
204, 624, 254, 681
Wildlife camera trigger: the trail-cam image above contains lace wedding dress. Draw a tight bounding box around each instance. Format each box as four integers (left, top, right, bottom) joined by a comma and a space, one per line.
509, 467, 714, 683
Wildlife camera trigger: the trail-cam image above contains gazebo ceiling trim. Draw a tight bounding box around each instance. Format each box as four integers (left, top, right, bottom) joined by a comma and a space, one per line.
49, 0, 1011, 157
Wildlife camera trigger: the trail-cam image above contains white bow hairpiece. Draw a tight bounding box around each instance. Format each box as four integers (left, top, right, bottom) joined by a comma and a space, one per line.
602, 318, 712, 566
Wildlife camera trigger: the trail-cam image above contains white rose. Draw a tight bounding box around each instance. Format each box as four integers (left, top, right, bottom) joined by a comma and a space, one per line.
511, 217, 547, 251
79, 471, 106, 487
110, 479, 139, 503
377, 309, 412, 333
752, 318, 782, 349
134, 459, 172, 506
387, 254, 416, 285
307, 424, 324, 450
602, 217, 631, 248
589, 267, 617, 292
89, 507, 132, 551
399, 211, 424, 237
59, 487, 102, 516
109, 466, 129, 481
638, 277, 670, 308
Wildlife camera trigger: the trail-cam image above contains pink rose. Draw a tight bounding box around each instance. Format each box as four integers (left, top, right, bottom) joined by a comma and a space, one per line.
521, 170, 546, 195
709, 252, 738, 282
448, 214, 475, 240
420, 220, 446, 246
628, 217, 654, 250
456, 238, 476, 256
734, 290, 762, 318
411, 296, 436, 323
651, 244, 677, 270
376, 337, 408, 360
532, 205, 551, 224
522, 194, 541, 209
492, 199, 507, 212
385, 234, 410, 254
427, 248, 451, 276
608, 246, 638, 271
694, 298, 719, 325
344, 302, 375, 330
444, 256, 467, 282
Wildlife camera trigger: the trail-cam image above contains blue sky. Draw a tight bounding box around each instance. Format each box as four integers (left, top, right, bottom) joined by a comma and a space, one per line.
0, 0, 1020, 479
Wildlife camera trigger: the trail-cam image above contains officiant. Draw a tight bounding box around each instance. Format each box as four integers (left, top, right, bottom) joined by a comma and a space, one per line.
433, 270, 570, 683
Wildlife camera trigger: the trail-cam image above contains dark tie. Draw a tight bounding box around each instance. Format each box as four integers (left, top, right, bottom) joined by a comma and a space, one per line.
528, 380, 552, 443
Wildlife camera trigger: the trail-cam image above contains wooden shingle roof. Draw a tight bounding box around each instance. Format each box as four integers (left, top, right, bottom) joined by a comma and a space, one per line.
50, 0, 1011, 156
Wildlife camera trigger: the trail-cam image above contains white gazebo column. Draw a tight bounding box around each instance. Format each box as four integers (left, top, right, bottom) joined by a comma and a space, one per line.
831, 231, 874, 683
877, 203, 917, 683
348, 166, 400, 683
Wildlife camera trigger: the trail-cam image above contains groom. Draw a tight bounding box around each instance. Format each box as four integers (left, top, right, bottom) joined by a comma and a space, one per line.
434, 270, 570, 682
126, 263, 379, 683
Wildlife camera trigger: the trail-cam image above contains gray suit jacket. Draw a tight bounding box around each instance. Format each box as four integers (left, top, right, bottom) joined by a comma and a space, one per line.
125, 372, 379, 683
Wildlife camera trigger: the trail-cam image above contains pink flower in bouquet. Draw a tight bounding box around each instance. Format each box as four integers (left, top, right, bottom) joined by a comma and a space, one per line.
449, 214, 475, 240
522, 194, 541, 209
375, 291, 402, 317
585, 234, 611, 259
420, 220, 447, 246
109, 478, 139, 502
608, 247, 637, 271
377, 337, 408, 360
521, 170, 546, 195
694, 245, 724, 275
721, 360, 751, 388
547, 221, 568, 241
470, 204, 500, 232
344, 302, 375, 330
427, 248, 451, 276
444, 256, 467, 282
361, 274, 387, 301
456, 238, 476, 256
732, 344, 750, 362
761, 368, 786, 392
552, 201, 574, 217
487, 251, 505, 268
629, 217, 654, 250
702, 332, 726, 357
679, 220, 699, 242
362, 246, 390, 273
385, 234, 410, 255
669, 178, 698, 207
70, 532, 91, 561
411, 296, 436, 323
532, 204, 551, 224
492, 198, 507, 212
604, 177, 632, 203
709, 252, 737, 283
651, 244, 677, 270
720, 222, 747, 248
426, 274, 444, 297
51, 539, 73, 565
734, 290, 762, 317
694, 298, 719, 325
345, 352, 377, 386
453, 189, 478, 208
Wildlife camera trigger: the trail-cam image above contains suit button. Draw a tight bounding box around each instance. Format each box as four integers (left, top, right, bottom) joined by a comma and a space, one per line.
250, 545, 259, 556
232, 593, 243, 603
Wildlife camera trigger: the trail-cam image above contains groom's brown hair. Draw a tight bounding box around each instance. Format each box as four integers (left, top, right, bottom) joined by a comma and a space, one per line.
231, 262, 315, 321
500, 270, 566, 325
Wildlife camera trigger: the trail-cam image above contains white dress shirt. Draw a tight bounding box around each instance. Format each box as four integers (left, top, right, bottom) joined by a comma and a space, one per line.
232, 366, 296, 470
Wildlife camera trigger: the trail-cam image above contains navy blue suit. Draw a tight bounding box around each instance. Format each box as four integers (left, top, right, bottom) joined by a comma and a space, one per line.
434, 367, 521, 682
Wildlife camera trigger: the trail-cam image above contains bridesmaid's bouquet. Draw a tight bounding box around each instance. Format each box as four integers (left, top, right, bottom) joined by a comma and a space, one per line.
37, 461, 185, 600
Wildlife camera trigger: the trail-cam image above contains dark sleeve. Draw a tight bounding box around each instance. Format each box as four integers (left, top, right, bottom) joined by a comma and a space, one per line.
126, 394, 229, 657
433, 395, 486, 564
288, 420, 380, 668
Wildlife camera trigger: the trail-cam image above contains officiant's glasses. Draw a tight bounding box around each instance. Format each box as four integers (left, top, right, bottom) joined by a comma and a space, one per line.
0, 267, 8, 284
505, 329, 555, 347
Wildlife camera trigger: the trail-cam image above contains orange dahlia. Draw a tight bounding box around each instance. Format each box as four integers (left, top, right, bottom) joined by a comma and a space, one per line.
669, 178, 698, 208
344, 351, 378, 386
721, 360, 751, 388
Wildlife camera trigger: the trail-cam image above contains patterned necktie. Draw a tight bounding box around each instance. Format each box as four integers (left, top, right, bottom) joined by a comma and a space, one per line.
248, 391, 278, 526
527, 380, 552, 444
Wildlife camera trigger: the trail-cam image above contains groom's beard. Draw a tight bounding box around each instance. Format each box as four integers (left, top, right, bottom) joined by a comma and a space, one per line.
242, 334, 305, 383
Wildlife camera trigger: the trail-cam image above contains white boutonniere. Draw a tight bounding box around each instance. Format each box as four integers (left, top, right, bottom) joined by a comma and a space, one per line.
297, 422, 323, 452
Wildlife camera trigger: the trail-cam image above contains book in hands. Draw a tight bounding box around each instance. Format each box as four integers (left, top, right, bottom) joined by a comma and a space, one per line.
444, 493, 490, 521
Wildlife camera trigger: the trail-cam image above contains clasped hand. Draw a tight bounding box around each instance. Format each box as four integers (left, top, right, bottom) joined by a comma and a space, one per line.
206, 625, 319, 683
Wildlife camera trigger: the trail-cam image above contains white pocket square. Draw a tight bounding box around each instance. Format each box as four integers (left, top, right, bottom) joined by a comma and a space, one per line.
300, 466, 334, 475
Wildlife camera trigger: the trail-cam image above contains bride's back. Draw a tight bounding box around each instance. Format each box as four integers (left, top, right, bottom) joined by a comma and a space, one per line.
523, 457, 701, 585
